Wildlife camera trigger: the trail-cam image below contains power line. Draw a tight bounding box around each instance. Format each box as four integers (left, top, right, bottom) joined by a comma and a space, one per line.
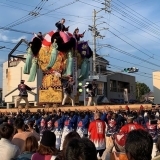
106, 55, 156, 71
103, 44, 160, 68
91, 0, 160, 41
106, 23, 160, 61
1, 0, 79, 29
1, 0, 48, 30
106, 30, 157, 59
115, 0, 160, 31
111, 5, 160, 39
95, 0, 160, 37
79, 0, 160, 62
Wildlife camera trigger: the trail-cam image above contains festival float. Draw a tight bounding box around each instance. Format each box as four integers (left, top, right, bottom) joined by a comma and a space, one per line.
4, 25, 152, 112
21, 29, 92, 105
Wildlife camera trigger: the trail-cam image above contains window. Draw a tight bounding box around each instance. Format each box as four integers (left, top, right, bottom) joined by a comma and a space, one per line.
6, 69, 8, 78
117, 81, 130, 93
96, 82, 104, 95
110, 80, 117, 92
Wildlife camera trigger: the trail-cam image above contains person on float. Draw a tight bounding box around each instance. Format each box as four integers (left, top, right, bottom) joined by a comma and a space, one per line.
62, 76, 75, 107
85, 81, 97, 106
55, 18, 71, 43
73, 27, 86, 42
55, 18, 69, 32
15, 80, 32, 108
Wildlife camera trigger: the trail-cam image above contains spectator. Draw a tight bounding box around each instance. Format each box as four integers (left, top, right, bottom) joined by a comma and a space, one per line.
0, 123, 20, 160
12, 118, 34, 153
152, 136, 160, 160
26, 120, 40, 141
65, 138, 97, 160
16, 136, 38, 160
102, 132, 128, 160
56, 131, 80, 160
88, 112, 106, 159
32, 130, 58, 160
125, 129, 153, 160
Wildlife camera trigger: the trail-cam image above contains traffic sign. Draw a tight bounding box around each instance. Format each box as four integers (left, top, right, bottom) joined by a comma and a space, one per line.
89, 75, 99, 79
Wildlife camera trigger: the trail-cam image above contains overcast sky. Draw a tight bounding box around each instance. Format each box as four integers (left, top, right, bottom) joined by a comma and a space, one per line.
0, 0, 160, 90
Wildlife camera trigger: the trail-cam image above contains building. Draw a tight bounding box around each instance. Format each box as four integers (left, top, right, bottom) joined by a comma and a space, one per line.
79, 55, 136, 104
107, 73, 136, 103
153, 71, 160, 104
2, 55, 42, 108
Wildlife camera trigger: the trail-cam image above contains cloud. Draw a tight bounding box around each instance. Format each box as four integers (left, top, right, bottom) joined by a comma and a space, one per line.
11, 36, 27, 43
0, 33, 8, 41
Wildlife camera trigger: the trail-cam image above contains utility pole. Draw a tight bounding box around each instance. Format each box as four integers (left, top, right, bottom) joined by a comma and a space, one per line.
89, 0, 111, 76
93, 9, 96, 75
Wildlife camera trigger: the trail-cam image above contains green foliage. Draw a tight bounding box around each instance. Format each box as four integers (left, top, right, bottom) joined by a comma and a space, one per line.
136, 82, 150, 100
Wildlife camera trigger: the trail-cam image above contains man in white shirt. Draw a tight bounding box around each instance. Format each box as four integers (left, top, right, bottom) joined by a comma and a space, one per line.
0, 123, 20, 160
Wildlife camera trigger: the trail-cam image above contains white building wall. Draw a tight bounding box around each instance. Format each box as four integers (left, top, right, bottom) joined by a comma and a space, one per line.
153, 71, 160, 104
3, 60, 42, 104
2, 61, 8, 100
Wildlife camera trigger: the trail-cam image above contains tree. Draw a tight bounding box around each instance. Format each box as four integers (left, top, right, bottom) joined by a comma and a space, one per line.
136, 82, 150, 100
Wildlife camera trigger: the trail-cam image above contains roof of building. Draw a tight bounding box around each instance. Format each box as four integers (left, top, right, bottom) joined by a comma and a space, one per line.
96, 54, 109, 64
142, 92, 154, 97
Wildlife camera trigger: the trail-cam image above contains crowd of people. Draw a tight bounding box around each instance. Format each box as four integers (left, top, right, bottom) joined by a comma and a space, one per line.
0, 105, 160, 160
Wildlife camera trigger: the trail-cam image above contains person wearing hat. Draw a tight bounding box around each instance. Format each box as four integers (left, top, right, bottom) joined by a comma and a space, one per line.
32, 130, 58, 160
15, 80, 33, 108
119, 114, 144, 134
